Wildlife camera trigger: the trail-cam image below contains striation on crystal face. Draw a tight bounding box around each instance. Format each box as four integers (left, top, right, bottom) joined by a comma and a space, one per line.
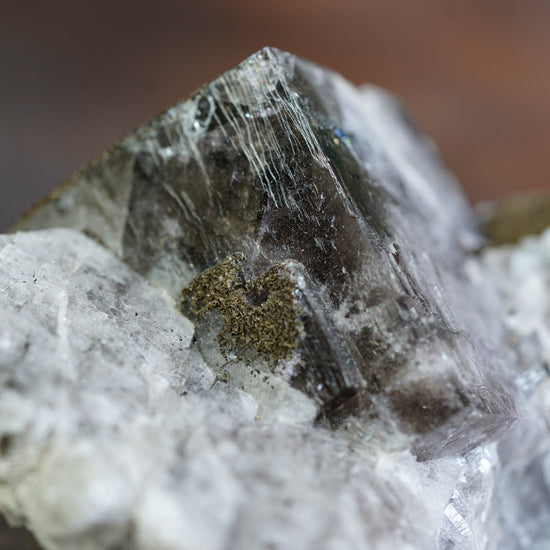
14, 47, 516, 458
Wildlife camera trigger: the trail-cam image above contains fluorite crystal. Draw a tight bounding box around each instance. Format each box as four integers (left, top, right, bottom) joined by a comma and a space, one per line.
16, 47, 515, 459
2, 48, 547, 550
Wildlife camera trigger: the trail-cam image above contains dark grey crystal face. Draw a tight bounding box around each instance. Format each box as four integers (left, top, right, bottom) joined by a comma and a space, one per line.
15, 47, 516, 458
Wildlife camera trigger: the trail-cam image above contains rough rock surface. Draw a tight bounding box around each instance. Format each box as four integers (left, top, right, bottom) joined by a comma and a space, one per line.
16, 47, 516, 460
481, 230, 550, 549
0, 229, 462, 550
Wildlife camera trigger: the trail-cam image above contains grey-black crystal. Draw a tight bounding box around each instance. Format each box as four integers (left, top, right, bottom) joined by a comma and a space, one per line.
15, 47, 516, 459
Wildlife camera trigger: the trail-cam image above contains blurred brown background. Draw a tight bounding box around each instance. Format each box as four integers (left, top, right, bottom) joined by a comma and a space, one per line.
1, 1, 550, 546
2, 0, 550, 231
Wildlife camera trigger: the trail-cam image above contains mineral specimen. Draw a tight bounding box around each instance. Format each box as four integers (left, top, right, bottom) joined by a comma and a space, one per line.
15, 47, 516, 459
1, 47, 548, 550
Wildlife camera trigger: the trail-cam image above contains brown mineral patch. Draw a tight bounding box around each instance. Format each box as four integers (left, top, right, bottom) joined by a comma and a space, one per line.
181, 255, 303, 361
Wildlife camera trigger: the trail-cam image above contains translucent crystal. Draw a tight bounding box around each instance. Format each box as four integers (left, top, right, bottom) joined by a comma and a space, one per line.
16, 48, 516, 459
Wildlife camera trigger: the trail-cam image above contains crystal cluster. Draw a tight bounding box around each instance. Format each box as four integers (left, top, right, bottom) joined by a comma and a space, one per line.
0, 48, 547, 549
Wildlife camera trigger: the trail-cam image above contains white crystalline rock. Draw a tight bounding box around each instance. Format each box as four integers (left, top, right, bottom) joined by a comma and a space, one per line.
479, 228, 550, 549
429, 229, 550, 550
3, 226, 550, 550
483, 228, 550, 377
0, 229, 463, 550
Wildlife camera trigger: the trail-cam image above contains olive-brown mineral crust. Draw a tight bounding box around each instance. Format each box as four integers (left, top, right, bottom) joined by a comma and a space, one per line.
15, 47, 516, 459
181, 255, 303, 362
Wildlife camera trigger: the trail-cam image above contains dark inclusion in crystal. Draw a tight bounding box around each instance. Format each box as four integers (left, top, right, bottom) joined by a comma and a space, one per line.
16, 47, 517, 459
